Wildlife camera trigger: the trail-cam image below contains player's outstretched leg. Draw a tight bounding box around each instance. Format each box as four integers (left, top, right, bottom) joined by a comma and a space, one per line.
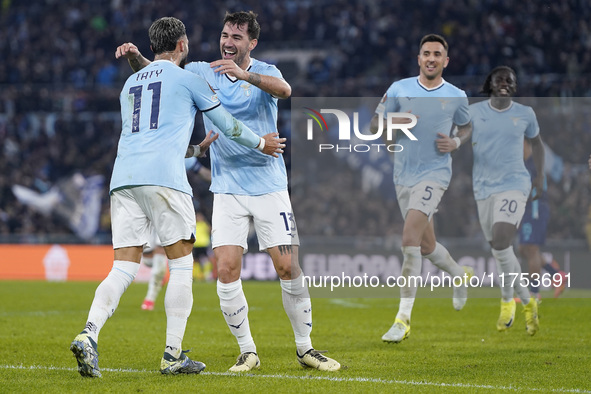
163, 254, 194, 361
424, 242, 472, 310
218, 279, 259, 372
382, 245, 421, 343
281, 273, 340, 371
71, 260, 139, 377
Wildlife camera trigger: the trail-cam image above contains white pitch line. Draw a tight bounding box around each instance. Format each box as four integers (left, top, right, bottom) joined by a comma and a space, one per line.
329, 299, 369, 308
1, 365, 589, 393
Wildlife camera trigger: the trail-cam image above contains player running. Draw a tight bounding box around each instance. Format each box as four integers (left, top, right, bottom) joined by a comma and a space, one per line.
370, 34, 473, 344
470, 66, 543, 335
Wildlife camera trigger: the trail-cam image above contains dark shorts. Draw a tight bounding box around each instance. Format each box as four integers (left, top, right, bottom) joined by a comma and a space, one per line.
519, 199, 550, 245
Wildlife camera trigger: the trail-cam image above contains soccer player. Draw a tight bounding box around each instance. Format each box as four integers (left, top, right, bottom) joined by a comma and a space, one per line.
116, 11, 340, 372
70, 16, 284, 378
370, 34, 473, 343
519, 139, 566, 300
470, 66, 542, 335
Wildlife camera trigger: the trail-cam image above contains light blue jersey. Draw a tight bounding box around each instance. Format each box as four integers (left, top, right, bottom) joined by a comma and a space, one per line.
470, 99, 539, 200
376, 77, 470, 188
111, 60, 220, 195
185, 59, 287, 195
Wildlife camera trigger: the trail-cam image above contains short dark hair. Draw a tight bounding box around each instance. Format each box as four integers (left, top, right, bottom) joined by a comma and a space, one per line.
149, 17, 186, 54
419, 34, 449, 53
480, 66, 517, 95
223, 11, 260, 40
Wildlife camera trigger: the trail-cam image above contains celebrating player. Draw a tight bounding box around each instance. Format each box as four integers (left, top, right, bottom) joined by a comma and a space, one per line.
470, 66, 542, 335
370, 34, 473, 344
70, 16, 284, 378
116, 11, 340, 372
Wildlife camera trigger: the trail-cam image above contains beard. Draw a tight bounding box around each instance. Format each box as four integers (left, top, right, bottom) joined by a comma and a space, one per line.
179, 56, 187, 69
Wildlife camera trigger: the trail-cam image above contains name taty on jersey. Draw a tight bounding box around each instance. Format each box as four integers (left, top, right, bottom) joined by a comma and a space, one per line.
135, 69, 163, 80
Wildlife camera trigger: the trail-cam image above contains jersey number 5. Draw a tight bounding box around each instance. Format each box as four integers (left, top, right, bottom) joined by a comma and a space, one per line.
129, 82, 162, 132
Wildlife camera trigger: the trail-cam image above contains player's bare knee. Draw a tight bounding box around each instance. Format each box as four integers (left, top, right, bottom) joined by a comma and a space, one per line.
216, 263, 241, 283
269, 244, 300, 279
401, 235, 421, 247
420, 242, 436, 256
275, 265, 293, 280
490, 238, 512, 251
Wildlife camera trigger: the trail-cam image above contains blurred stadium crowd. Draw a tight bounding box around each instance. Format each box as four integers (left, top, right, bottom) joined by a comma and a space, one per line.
1, 0, 590, 245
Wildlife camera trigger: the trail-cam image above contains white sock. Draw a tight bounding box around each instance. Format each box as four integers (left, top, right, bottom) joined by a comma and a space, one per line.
217, 279, 256, 354
146, 254, 167, 302
164, 253, 194, 358
425, 242, 467, 309
85, 260, 139, 342
395, 246, 422, 323
492, 246, 530, 303
511, 253, 531, 305
280, 273, 313, 355
424, 242, 464, 277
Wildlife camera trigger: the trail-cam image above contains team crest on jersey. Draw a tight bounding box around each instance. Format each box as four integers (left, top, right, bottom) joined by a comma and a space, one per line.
511, 117, 520, 126
438, 98, 450, 109
241, 83, 252, 97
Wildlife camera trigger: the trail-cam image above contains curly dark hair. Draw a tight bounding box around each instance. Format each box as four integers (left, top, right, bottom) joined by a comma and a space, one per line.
223, 11, 260, 40
149, 17, 186, 54
480, 66, 516, 95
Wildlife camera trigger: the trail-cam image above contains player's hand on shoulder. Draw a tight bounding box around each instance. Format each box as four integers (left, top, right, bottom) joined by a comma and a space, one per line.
115, 42, 140, 60
210, 59, 246, 80
260, 132, 286, 158
436, 132, 457, 153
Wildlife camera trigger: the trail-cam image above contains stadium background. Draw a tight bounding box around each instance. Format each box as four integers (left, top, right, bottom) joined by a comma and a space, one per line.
0, 0, 590, 283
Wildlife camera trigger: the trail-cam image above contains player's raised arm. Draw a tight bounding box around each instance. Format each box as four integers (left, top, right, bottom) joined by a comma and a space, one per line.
115, 42, 151, 72
210, 59, 291, 99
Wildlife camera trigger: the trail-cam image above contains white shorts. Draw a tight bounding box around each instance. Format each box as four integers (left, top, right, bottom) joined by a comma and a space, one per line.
111, 186, 196, 249
144, 227, 163, 253
396, 181, 446, 221
476, 190, 528, 242
212, 190, 300, 252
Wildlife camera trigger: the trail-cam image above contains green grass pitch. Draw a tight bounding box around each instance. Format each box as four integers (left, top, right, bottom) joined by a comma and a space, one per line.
0, 280, 590, 393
